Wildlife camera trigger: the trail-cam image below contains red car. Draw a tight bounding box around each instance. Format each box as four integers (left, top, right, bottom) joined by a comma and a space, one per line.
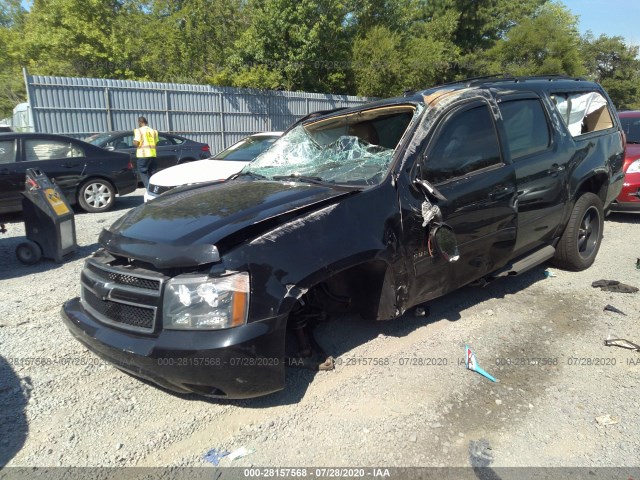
612, 111, 640, 212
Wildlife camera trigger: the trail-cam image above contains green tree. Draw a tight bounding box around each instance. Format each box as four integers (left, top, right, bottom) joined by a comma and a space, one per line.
351, 9, 458, 96
482, 3, 585, 77
581, 33, 640, 110
0, 0, 26, 117
222, 0, 353, 93
423, 0, 547, 55
20, 0, 133, 77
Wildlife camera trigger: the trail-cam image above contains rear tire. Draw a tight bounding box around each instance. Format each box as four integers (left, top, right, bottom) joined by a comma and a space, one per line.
553, 192, 604, 271
78, 179, 115, 213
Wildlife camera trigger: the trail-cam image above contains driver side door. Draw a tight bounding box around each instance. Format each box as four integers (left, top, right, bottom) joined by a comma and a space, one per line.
404, 100, 518, 302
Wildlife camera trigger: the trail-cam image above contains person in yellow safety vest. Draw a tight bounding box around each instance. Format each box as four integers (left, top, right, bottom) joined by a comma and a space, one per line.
133, 116, 159, 189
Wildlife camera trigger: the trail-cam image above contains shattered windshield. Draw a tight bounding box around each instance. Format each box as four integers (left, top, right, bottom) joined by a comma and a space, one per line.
243, 106, 417, 186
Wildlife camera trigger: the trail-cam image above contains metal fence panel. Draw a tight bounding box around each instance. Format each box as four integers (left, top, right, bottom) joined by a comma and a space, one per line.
24, 73, 372, 152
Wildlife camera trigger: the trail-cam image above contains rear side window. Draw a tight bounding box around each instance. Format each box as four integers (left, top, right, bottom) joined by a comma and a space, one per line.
499, 99, 550, 160
24, 139, 84, 161
425, 104, 502, 184
0, 140, 16, 164
551, 92, 614, 137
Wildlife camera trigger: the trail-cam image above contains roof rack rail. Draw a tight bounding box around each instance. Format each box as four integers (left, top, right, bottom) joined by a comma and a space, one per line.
429, 73, 587, 90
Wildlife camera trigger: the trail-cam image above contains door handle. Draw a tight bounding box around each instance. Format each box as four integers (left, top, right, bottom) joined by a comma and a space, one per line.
0, 168, 10, 175
62, 163, 78, 168
547, 163, 565, 175
489, 185, 515, 200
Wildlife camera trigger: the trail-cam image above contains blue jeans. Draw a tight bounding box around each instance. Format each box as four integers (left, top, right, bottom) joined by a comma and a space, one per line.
136, 157, 155, 189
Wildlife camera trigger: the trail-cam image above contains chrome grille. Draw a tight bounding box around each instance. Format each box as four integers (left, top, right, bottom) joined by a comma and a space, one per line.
86, 263, 161, 291
83, 291, 154, 330
80, 259, 165, 333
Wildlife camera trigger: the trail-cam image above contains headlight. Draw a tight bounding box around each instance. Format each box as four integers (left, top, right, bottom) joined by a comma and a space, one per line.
627, 159, 640, 173
163, 272, 249, 330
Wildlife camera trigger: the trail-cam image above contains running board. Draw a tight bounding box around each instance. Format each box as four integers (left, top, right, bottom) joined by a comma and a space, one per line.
493, 245, 556, 278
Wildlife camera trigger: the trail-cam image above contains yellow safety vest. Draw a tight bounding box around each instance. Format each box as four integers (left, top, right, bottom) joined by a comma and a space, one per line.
134, 126, 158, 158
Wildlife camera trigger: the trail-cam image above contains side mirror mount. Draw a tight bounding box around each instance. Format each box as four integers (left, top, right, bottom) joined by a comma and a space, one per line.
431, 224, 459, 263
414, 177, 447, 202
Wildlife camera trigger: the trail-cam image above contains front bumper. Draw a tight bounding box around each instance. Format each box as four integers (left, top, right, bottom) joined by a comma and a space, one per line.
61, 297, 287, 398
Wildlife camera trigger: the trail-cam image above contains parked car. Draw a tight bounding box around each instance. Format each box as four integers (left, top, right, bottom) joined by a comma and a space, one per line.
144, 132, 282, 202
85, 131, 211, 178
63, 76, 624, 399
610, 111, 640, 212
0, 133, 137, 214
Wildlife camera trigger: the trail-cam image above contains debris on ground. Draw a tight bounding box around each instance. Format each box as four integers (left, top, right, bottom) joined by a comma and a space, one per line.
202, 448, 229, 466
595, 415, 620, 426
603, 304, 626, 316
226, 447, 255, 462
469, 439, 494, 467
544, 270, 557, 278
592, 280, 639, 294
318, 356, 335, 371
604, 337, 640, 352
465, 345, 498, 383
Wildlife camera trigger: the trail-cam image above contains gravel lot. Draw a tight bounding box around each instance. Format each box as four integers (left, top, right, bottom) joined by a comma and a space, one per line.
1, 188, 639, 471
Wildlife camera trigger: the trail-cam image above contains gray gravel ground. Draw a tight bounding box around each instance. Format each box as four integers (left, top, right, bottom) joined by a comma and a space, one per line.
1, 188, 639, 470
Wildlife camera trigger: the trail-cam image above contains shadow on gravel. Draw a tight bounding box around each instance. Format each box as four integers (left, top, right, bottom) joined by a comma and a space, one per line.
184, 265, 551, 408
606, 212, 640, 224
0, 356, 31, 467
0, 240, 100, 281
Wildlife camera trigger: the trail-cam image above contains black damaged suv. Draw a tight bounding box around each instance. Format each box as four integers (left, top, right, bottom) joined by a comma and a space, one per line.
62, 76, 625, 398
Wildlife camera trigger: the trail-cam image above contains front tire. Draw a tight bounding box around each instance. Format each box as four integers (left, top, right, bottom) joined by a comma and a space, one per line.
78, 179, 115, 213
553, 192, 604, 271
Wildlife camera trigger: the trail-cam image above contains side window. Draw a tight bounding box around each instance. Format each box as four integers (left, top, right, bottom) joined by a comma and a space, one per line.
499, 99, 550, 160
425, 104, 502, 184
0, 140, 16, 164
157, 135, 174, 147
24, 139, 84, 162
551, 91, 613, 137
107, 135, 134, 149
172, 136, 185, 145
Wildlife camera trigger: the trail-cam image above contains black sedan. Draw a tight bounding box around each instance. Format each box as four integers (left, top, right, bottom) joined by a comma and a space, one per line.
85, 131, 211, 176
0, 133, 137, 214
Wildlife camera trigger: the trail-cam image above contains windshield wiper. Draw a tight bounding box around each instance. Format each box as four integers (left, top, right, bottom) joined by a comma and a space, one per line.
231, 171, 267, 180
272, 174, 329, 185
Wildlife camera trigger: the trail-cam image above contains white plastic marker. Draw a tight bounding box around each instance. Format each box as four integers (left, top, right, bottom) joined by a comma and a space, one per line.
465, 345, 498, 382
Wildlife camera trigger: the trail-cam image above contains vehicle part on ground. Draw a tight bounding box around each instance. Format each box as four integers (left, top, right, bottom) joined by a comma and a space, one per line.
77, 179, 115, 213
592, 279, 639, 293
604, 337, 640, 352
603, 304, 626, 316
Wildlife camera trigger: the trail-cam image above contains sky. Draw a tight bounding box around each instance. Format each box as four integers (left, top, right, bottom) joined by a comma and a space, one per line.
561, 0, 640, 46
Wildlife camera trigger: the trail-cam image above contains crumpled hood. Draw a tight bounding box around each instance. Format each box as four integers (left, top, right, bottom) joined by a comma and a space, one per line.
100, 179, 356, 267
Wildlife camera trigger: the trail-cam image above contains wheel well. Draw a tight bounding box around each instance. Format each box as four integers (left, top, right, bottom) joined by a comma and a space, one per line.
294, 260, 392, 321
575, 173, 608, 204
